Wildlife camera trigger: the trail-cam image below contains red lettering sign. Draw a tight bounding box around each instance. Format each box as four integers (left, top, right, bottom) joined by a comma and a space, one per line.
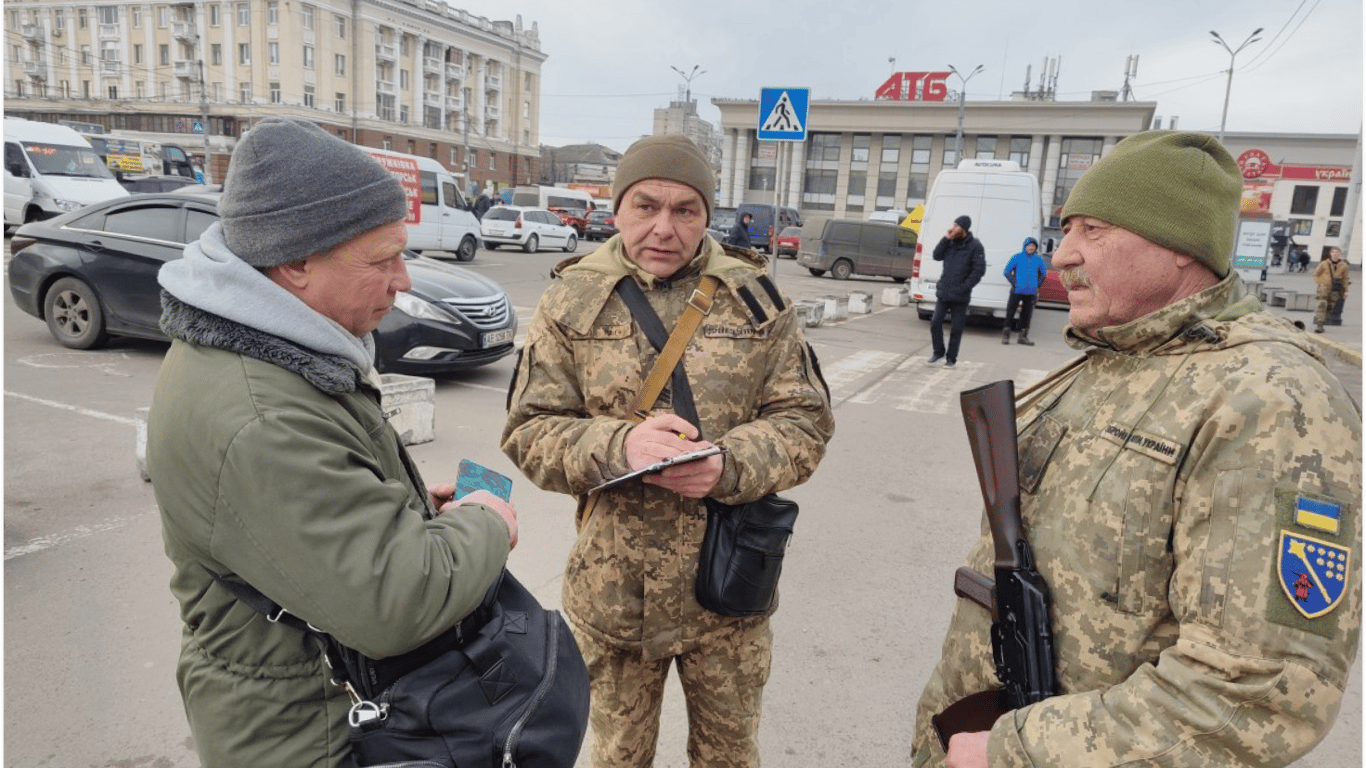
875, 71, 951, 102
366, 151, 422, 225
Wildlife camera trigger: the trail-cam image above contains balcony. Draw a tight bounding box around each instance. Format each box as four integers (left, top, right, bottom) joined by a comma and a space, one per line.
375, 43, 397, 62
484, 72, 501, 90
445, 95, 463, 112
423, 57, 442, 74
423, 91, 443, 107
99, 58, 121, 75
484, 104, 500, 120
21, 23, 45, 41
24, 60, 49, 80
376, 80, 396, 96
173, 59, 198, 80
445, 62, 465, 80
98, 23, 119, 39
172, 21, 196, 41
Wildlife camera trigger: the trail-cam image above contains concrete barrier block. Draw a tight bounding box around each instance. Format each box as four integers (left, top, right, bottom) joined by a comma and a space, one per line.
821, 295, 849, 321
1287, 292, 1314, 311
795, 299, 824, 327
881, 287, 909, 306
381, 374, 436, 445
848, 291, 873, 314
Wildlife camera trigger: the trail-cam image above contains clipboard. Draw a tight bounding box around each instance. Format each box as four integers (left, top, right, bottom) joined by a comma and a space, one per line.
588, 445, 723, 494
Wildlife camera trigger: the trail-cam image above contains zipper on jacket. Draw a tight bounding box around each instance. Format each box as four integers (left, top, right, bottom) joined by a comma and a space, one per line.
501, 613, 563, 768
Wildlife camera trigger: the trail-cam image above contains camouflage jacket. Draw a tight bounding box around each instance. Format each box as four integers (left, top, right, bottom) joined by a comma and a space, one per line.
502, 235, 835, 660
1313, 258, 1350, 295
913, 275, 1362, 767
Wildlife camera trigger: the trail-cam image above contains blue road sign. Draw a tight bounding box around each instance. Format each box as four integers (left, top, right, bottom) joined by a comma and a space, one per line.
757, 88, 809, 142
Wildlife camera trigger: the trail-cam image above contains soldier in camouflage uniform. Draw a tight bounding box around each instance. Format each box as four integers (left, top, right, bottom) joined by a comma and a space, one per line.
502, 135, 835, 768
1312, 246, 1349, 332
913, 132, 1361, 768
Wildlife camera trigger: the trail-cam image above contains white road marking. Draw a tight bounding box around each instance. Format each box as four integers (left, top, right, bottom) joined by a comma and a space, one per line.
5, 515, 141, 560
4, 390, 139, 425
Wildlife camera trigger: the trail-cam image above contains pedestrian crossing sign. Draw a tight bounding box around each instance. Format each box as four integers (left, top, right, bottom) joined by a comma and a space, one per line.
758, 88, 809, 142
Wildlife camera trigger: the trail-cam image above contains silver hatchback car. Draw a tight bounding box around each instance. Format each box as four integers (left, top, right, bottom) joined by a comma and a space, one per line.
479, 205, 578, 253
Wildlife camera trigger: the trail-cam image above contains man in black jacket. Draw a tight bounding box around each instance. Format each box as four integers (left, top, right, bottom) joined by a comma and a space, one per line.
927, 214, 986, 368
726, 212, 754, 248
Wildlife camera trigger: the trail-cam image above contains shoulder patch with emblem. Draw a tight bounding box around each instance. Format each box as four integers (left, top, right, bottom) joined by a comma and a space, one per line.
1267, 488, 1355, 637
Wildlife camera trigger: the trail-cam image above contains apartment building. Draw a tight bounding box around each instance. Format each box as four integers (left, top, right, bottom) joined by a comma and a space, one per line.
5, 0, 546, 189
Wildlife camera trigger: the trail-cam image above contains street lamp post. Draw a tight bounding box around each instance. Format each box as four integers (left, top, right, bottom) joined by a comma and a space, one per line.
671, 64, 705, 139
1210, 28, 1263, 142
948, 64, 984, 164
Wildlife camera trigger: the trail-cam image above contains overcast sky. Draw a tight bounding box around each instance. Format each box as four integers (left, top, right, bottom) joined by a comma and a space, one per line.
452, 0, 1362, 152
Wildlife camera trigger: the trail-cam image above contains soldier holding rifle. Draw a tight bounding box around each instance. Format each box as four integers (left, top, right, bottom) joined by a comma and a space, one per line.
912, 132, 1361, 768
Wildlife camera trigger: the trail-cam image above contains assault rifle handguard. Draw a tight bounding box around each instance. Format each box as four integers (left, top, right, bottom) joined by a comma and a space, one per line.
931, 380, 1058, 751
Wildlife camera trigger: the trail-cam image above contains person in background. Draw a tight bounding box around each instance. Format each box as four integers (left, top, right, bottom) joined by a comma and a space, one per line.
503, 134, 835, 768
913, 131, 1360, 768
1001, 237, 1047, 346
726, 211, 754, 248
1313, 246, 1349, 332
147, 117, 517, 768
927, 215, 986, 368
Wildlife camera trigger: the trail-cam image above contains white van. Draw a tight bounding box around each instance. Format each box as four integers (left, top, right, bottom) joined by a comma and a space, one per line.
363, 147, 481, 261
909, 159, 1042, 320
4, 117, 129, 227
511, 185, 597, 213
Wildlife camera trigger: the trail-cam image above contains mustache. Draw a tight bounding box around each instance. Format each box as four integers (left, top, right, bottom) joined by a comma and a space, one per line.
1060, 267, 1092, 290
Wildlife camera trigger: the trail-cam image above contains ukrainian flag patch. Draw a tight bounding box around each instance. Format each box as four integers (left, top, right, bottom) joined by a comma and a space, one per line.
1295, 495, 1342, 534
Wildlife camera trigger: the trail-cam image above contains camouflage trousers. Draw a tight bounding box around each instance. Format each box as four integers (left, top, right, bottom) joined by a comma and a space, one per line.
572, 618, 773, 768
1315, 286, 1346, 325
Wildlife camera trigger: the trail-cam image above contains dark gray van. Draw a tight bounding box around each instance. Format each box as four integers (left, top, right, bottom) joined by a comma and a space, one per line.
735, 202, 801, 252
797, 219, 918, 281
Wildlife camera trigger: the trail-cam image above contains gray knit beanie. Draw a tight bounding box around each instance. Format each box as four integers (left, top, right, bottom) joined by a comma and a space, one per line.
613, 135, 715, 220
219, 117, 409, 267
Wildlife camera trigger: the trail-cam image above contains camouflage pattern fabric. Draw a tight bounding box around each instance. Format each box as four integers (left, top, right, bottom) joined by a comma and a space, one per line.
573, 618, 772, 768
502, 234, 834, 765
912, 274, 1362, 767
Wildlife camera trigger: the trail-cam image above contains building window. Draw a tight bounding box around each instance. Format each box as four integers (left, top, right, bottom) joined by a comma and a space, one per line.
98, 5, 117, 24
1052, 137, 1103, 211
303, 85, 314, 107
268, 42, 279, 64
1290, 185, 1319, 216
1290, 219, 1313, 236
211, 44, 222, 66
336, 14, 346, 38
209, 5, 221, 26
1330, 186, 1348, 217
128, 7, 138, 27
237, 3, 249, 25
846, 171, 867, 212
1009, 136, 1031, 169
851, 134, 870, 166
906, 135, 932, 203
239, 81, 251, 102
400, 69, 409, 90
488, 152, 497, 170
335, 54, 345, 76
303, 45, 313, 69
808, 133, 841, 162
1326, 221, 1342, 238
238, 43, 249, 64
269, 82, 280, 102
136, 80, 145, 98
267, 1, 278, 24
133, 44, 143, 64
335, 92, 345, 112
213, 81, 222, 100
301, 4, 313, 29
107, 84, 118, 99
78, 8, 88, 28
976, 136, 997, 160
803, 169, 837, 210
399, 104, 409, 123
158, 44, 169, 65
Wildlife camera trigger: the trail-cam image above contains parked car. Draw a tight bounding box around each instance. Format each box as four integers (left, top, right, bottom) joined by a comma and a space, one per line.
797, 219, 917, 281
584, 209, 618, 241
1035, 253, 1070, 305
119, 174, 202, 194
548, 207, 589, 237
709, 206, 737, 242
775, 226, 801, 258
6, 191, 518, 374
479, 205, 578, 253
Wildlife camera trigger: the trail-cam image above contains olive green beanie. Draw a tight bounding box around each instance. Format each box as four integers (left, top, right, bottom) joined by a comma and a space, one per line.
1061, 131, 1241, 277
613, 135, 715, 221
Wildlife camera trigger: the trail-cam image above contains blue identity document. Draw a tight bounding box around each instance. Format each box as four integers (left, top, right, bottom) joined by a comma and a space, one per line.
455, 459, 513, 501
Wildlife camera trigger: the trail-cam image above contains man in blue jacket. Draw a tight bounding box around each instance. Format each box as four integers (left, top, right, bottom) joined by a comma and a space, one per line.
1002, 237, 1047, 345
927, 215, 986, 367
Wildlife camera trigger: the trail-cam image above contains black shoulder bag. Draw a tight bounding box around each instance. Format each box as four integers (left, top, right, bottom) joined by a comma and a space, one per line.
614, 276, 798, 618
213, 567, 589, 768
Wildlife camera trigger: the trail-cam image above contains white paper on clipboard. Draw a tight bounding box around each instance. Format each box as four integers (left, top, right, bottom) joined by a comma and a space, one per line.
588, 445, 724, 494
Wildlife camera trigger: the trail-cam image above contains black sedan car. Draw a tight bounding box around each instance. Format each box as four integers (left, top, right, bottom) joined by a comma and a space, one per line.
7, 192, 518, 375
583, 209, 618, 242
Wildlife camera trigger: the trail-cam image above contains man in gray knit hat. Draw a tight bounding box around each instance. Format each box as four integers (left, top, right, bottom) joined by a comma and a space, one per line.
503, 133, 835, 767
146, 117, 517, 768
